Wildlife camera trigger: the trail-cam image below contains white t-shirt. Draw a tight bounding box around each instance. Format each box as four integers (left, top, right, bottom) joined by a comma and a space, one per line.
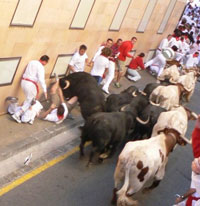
69, 51, 88, 72
185, 54, 199, 68
90, 55, 109, 77
158, 38, 169, 50
168, 37, 182, 50
92, 46, 104, 62
23, 60, 46, 92
44, 103, 68, 124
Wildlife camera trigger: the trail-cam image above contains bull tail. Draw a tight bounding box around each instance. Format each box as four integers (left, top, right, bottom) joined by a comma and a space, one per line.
117, 168, 138, 206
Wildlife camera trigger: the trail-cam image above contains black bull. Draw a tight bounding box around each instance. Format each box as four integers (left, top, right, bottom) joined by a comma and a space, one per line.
60, 72, 105, 120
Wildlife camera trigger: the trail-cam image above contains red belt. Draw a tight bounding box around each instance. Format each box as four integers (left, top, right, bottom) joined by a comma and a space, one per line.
186, 195, 200, 206
22, 77, 39, 99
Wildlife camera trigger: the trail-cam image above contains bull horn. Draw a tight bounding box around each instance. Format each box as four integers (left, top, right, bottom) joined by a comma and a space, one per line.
169, 78, 177, 84
150, 100, 160, 106
191, 112, 198, 120
63, 80, 70, 89
132, 91, 137, 97
180, 135, 192, 144
120, 105, 127, 111
136, 116, 150, 124
139, 90, 147, 96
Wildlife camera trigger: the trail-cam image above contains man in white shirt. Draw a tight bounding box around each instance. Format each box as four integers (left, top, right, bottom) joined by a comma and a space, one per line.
7, 97, 43, 124
156, 34, 172, 55
41, 79, 78, 124
89, 38, 113, 65
145, 47, 175, 77
184, 52, 199, 69
90, 47, 111, 84
68, 45, 88, 73
12, 55, 49, 123
190, 41, 200, 54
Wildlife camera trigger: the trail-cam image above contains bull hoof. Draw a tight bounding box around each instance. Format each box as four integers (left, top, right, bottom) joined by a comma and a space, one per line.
99, 153, 109, 159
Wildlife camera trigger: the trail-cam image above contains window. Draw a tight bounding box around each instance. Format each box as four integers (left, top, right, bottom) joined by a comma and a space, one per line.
0, 57, 21, 86
70, 0, 95, 29
157, 0, 177, 34
50, 54, 73, 78
109, 0, 132, 31
137, 0, 158, 33
145, 49, 156, 63
10, 0, 43, 27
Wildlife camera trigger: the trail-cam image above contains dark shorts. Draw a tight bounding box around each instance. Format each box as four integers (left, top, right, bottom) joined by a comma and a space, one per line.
92, 76, 103, 85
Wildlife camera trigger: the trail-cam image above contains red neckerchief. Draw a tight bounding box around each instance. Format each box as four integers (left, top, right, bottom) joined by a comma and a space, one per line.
186, 195, 200, 206
57, 114, 64, 120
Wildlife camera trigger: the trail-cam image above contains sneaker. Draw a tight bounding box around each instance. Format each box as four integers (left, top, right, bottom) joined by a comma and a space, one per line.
28, 120, 34, 125
102, 88, 110, 95
127, 75, 133, 81
114, 82, 121, 88
11, 114, 21, 123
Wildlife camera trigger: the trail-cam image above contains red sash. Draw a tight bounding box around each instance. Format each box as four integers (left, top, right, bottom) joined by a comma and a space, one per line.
22, 78, 39, 99
186, 195, 200, 206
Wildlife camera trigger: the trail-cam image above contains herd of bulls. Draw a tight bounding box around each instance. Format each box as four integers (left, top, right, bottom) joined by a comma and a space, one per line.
60, 66, 200, 206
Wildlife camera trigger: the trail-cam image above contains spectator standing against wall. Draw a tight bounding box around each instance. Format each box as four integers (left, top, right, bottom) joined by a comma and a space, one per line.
126, 53, 145, 82
12, 55, 49, 123
89, 38, 113, 67
101, 38, 122, 94
90, 47, 111, 85
114, 37, 137, 88
68, 44, 88, 73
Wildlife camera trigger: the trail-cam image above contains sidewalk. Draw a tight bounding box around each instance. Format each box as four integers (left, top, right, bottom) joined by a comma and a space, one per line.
0, 71, 156, 180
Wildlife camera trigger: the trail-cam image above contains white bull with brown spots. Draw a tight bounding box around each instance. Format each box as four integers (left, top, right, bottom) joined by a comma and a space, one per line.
112, 107, 198, 206
112, 129, 188, 206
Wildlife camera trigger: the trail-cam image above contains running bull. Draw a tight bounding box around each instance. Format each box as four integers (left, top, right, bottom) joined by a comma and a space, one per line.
105, 86, 138, 112
59, 72, 105, 119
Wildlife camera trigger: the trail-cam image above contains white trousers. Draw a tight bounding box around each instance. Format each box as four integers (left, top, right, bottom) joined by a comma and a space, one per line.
150, 65, 164, 77
127, 68, 141, 81
20, 80, 37, 112
102, 61, 115, 91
